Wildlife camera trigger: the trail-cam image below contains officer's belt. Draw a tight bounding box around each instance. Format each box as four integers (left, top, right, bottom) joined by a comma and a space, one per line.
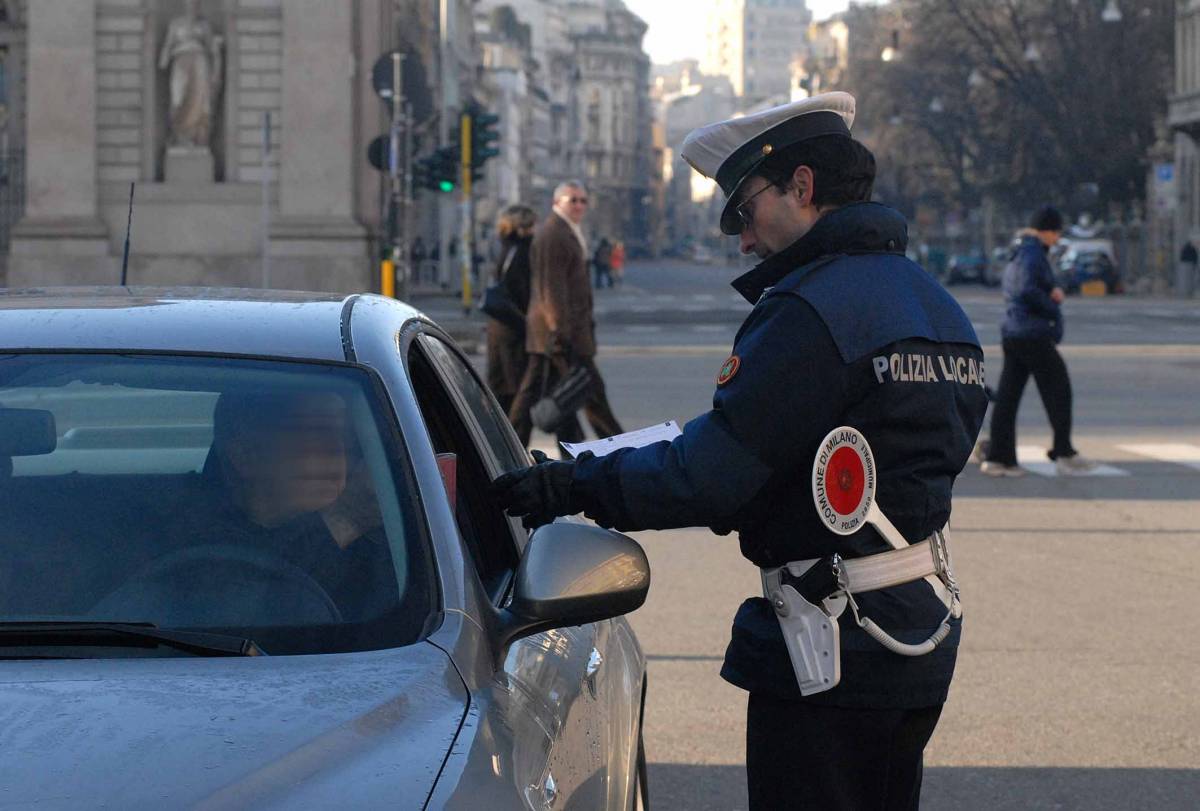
768, 537, 953, 608
761, 529, 961, 695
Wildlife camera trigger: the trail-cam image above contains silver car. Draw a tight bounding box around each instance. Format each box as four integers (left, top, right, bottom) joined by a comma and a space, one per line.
0, 288, 650, 810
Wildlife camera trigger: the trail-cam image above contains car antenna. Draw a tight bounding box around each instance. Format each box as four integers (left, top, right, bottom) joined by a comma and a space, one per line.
119, 181, 134, 286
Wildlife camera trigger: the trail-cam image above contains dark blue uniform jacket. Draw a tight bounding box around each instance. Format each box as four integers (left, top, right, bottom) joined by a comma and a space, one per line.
1002, 234, 1063, 343
572, 202, 988, 708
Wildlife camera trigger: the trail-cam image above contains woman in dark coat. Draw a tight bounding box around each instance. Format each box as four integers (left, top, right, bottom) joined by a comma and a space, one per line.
485, 204, 536, 415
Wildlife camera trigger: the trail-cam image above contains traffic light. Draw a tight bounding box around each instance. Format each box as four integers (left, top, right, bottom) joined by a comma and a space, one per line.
413, 146, 458, 193
468, 105, 501, 180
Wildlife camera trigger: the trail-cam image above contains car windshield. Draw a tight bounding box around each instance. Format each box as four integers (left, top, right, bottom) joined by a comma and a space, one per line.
0, 353, 434, 657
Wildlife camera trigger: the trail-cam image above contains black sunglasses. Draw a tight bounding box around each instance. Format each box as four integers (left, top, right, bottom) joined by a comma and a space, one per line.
735, 183, 775, 231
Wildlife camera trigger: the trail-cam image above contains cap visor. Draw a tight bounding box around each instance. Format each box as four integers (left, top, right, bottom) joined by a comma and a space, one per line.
719, 174, 754, 236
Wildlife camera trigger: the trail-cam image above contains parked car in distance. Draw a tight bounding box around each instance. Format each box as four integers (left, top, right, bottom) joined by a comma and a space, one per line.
985, 246, 1011, 287
945, 249, 990, 285
0, 287, 650, 810
1060, 250, 1121, 295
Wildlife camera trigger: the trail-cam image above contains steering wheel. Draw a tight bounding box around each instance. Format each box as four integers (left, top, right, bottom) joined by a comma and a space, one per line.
90, 544, 343, 628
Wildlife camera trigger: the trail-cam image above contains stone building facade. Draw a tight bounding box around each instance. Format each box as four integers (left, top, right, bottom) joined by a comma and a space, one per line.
474, 0, 657, 254
566, 0, 657, 254
704, 0, 810, 103
1170, 0, 1200, 247
5, 0, 442, 293
652, 60, 735, 254
476, 0, 574, 216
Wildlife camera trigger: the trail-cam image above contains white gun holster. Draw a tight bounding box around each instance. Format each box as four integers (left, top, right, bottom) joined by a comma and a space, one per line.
762, 529, 961, 696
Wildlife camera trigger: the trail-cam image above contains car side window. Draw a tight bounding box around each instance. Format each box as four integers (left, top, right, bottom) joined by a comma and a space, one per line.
417, 336, 528, 471
408, 337, 519, 599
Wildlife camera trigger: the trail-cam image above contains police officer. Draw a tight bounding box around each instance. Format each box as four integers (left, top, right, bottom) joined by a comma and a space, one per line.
492, 92, 988, 810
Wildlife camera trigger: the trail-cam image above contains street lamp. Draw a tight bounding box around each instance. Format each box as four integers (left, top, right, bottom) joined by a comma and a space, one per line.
1101, 0, 1122, 23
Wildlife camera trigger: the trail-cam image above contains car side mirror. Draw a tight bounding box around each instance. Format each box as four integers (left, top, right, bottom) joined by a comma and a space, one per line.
497, 522, 650, 650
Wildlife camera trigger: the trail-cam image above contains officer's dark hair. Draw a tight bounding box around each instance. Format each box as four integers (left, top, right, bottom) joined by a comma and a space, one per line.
754, 134, 876, 208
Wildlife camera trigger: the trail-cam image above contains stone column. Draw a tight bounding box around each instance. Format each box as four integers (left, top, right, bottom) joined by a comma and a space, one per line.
272, 0, 368, 292
8, 0, 113, 287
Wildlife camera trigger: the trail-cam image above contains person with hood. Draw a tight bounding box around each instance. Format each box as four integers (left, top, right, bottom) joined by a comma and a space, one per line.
981, 206, 1097, 477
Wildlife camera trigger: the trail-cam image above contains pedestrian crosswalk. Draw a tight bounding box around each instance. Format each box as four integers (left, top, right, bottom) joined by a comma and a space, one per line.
1001, 441, 1200, 478
1016, 445, 1128, 477
593, 290, 749, 317
1116, 443, 1200, 473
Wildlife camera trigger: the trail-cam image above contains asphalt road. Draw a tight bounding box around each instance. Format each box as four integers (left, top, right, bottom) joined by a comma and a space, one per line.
433, 258, 1200, 810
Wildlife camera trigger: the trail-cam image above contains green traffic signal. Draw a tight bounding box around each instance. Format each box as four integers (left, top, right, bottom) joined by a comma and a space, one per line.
409, 147, 457, 193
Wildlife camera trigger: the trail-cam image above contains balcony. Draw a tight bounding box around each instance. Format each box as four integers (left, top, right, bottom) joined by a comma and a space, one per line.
1169, 90, 1200, 139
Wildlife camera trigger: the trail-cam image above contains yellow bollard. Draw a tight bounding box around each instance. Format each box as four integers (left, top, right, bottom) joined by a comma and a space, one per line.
381, 258, 395, 298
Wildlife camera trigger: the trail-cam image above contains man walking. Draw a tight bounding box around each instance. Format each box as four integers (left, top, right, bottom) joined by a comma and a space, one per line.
494, 93, 987, 809
981, 206, 1096, 477
508, 180, 623, 446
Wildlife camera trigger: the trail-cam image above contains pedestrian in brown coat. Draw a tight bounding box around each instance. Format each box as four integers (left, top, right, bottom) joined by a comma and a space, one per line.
508, 180, 623, 447
485, 204, 536, 416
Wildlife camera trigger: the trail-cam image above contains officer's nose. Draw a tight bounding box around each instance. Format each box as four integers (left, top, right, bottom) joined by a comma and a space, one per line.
739, 226, 756, 256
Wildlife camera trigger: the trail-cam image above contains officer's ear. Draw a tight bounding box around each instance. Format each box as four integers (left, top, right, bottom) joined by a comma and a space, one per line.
791, 164, 815, 208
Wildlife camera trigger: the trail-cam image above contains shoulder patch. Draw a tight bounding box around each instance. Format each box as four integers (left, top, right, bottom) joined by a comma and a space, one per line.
717, 355, 741, 386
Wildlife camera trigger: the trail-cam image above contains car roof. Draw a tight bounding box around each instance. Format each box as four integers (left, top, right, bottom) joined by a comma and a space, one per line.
0, 287, 423, 361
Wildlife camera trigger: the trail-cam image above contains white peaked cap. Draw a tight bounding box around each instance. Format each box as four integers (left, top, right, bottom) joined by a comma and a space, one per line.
681, 91, 857, 234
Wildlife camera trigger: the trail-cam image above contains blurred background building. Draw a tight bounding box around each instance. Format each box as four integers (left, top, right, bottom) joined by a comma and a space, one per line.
703, 0, 810, 104
0, 0, 657, 292
474, 0, 656, 259
0, 0, 1190, 297
7, 0, 401, 291
1170, 0, 1200, 259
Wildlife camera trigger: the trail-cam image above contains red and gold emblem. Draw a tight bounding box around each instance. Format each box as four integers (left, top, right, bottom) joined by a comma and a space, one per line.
716, 355, 740, 386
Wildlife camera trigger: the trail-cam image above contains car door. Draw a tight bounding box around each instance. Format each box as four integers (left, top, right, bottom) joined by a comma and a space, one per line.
408, 332, 620, 808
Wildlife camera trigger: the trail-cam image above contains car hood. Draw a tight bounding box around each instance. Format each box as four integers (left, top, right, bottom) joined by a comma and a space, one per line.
0, 641, 467, 809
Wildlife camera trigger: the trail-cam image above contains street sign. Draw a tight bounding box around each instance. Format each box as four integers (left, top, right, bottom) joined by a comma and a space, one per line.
1153, 162, 1176, 212
366, 135, 392, 172
371, 51, 404, 100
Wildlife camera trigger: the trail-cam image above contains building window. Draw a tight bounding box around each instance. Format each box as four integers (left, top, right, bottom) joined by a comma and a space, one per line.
587, 90, 601, 142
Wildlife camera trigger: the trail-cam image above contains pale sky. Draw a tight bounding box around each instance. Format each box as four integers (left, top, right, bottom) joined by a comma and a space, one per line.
624, 0, 857, 66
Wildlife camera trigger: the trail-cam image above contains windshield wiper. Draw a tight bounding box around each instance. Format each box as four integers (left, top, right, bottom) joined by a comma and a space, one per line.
0, 622, 266, 657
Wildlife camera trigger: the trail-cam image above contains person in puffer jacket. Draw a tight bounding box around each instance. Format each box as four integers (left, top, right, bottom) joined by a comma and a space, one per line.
981, 205, 1097, 477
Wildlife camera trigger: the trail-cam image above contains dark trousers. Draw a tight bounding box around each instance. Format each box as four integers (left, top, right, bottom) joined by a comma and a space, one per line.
746, 694, 943, 811
508, 353, 623, 449
986, 335, 1076, 465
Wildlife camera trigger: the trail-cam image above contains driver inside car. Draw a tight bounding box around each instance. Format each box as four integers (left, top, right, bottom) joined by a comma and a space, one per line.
180, 389, 397, 621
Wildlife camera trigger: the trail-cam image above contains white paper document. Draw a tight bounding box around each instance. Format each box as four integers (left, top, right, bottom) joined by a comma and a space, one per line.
560, 421, 682, 459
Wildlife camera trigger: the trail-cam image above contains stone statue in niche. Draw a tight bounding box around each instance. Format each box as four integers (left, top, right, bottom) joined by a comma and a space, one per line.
158, 0, 223, 150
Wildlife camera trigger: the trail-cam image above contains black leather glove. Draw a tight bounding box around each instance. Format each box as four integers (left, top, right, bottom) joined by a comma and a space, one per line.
491, 450, 579, 529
